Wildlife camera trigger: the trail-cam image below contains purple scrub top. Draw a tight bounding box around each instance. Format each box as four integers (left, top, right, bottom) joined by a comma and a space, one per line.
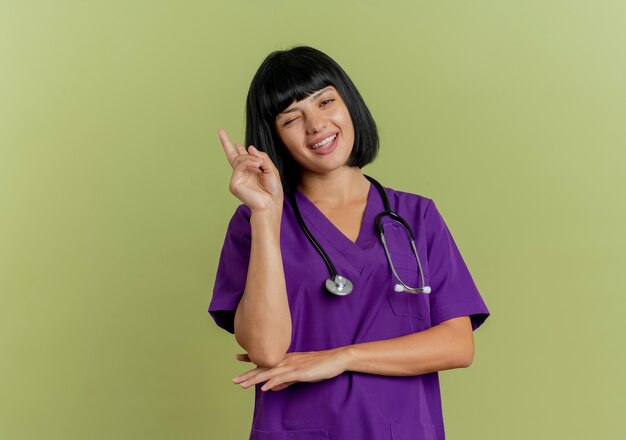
209, 183, 490, 440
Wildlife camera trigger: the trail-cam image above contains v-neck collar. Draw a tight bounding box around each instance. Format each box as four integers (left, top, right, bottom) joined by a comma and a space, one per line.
294, 180, 380, 255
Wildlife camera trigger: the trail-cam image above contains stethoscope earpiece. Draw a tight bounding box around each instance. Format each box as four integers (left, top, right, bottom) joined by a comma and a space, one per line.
395, 284, 431, 294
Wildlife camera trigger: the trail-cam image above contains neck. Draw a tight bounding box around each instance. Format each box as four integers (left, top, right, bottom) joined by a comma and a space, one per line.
297, 167, 370, 205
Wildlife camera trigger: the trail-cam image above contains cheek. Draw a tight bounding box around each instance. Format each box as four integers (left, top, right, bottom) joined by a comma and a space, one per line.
282, 133, 302, 153
279, 134, 308, 161
275, 129, 295, 149
341, 118, 355, 146
339, 111, 354, 135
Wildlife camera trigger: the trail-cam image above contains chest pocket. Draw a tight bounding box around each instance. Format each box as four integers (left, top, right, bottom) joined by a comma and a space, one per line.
382, 222, 431, 329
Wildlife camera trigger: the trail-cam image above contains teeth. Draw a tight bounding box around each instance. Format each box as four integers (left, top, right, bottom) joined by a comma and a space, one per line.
312, 134, 336, 149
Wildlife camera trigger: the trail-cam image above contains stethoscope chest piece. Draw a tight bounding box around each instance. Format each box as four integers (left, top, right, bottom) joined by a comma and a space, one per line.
325, 275, 353, 296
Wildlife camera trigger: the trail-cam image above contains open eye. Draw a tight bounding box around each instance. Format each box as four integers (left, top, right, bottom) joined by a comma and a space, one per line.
320, 99, 334, 107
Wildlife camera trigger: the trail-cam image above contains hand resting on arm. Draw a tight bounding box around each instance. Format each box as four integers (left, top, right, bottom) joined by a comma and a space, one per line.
232, 315, 474, 392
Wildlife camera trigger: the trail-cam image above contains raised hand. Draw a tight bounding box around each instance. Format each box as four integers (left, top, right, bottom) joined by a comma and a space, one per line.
218, 128, 283, 212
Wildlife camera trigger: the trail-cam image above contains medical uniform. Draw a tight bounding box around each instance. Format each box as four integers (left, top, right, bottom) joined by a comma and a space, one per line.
209, 183, 490, 440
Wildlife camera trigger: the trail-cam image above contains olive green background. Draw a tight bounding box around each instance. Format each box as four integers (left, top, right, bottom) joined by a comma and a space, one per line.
1, 1, 624, 439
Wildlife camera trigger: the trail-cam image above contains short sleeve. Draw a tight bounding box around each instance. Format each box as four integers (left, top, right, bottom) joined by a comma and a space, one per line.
208, 204, 252, 334
424, 200, 490, 331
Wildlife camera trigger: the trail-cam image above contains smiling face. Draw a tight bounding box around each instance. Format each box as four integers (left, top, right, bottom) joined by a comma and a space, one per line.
274, 85, 355, 175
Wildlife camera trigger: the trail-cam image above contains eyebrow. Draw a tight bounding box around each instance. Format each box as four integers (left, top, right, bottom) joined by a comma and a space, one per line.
276, 86, 334, 119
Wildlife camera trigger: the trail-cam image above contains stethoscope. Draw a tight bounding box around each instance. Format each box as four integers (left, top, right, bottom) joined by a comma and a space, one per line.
288, 174, 432, 296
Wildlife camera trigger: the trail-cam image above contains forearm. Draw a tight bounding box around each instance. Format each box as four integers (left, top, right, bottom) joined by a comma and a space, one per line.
338, 317, 474, 376
234, 207, 292, 367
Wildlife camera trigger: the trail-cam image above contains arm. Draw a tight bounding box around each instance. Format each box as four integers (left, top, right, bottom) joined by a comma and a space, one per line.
233, 316, 475, 391
338, 316, 474, 376
233, 206, 292, 368
216, 129, 292, 368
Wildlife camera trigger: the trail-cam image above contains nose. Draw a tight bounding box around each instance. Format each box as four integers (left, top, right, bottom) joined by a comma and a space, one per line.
305, 112, 327, 134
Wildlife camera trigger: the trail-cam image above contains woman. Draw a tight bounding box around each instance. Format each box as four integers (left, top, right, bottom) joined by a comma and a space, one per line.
209, 46, 490, 440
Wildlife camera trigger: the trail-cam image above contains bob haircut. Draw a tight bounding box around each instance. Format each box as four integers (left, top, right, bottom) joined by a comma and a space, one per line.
245, 46, 379, 195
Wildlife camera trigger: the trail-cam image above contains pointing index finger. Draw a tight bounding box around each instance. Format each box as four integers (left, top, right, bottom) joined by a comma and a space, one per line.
218, 128, 238, 166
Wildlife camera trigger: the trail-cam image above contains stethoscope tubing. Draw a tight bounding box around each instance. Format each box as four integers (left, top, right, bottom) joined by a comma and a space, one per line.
288, 174, 431, 296
289, 190, 339, 279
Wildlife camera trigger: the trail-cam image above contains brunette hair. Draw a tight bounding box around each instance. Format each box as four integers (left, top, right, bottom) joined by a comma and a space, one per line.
245, 46, 379, 195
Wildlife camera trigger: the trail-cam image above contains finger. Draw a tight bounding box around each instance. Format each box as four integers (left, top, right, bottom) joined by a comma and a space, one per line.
247, 145, 261, 156
247, 146, 271, 167
269, 381, 297, 392
261, 375, 296, 392
247, 146, 276, 175
232, 154, 263, 167
217, 128, 238, 166
232, 367, 267, 384
259, 364, 308, 391
234, 142, 248, 156
232, 156, 264, 174
235, 353, 252, 362
239, 365, 289, 389
246, 146, 267, 172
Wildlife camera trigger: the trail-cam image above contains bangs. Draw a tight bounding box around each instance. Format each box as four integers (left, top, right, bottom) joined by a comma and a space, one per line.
255, 58, 339, 120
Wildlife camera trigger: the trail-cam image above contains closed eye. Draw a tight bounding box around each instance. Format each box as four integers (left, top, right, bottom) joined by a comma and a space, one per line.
283, 117, 299, 126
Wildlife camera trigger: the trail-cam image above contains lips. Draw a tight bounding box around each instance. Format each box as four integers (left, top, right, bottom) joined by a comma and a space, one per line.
308, 132, 338, 149
308, 133, 338, 155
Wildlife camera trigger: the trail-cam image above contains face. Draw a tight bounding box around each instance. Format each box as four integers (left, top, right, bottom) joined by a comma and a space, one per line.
274, 85, 355, 175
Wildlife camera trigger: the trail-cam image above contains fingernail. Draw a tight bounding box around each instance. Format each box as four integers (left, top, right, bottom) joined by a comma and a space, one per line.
232, 376, 239, 381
